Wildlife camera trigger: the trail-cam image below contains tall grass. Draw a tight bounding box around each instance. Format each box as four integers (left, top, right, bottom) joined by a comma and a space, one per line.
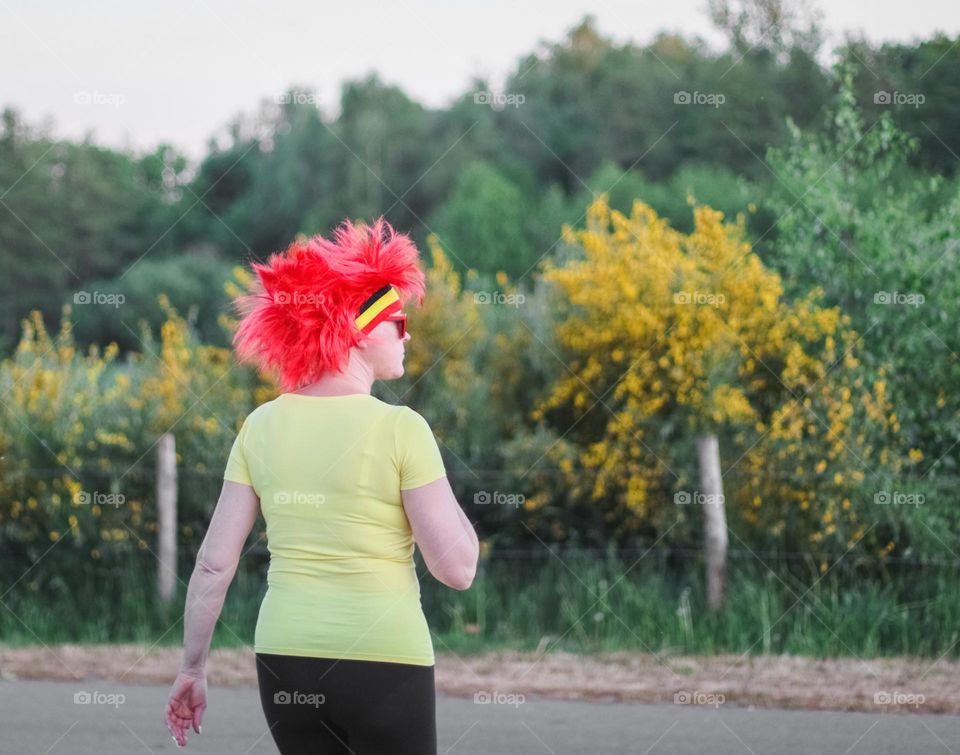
1, 551, 957, 659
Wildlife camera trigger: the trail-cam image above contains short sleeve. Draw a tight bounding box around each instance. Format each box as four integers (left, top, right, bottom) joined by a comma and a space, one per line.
395, 407, 447, 490
223, 420, 252, 486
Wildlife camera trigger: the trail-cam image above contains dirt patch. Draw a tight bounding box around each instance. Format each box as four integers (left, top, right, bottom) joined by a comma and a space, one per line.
1, 644, 955, 714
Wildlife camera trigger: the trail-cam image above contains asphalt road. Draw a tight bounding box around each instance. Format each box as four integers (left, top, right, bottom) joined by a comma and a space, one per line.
2, 679, 958, 754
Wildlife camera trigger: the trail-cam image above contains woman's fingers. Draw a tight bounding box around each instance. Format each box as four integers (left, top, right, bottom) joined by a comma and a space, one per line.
166, 708, 188, 747
165, 704, 181, 735
164, 672, 207, 747
167, 720, 186, 748
165, 685, 202, 747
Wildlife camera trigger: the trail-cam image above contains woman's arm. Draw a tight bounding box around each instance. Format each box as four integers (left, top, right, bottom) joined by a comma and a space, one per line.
179, 480, 261, 673
402, 476, 479, 590
451, 495, 479, 550
166, 480, 260, 746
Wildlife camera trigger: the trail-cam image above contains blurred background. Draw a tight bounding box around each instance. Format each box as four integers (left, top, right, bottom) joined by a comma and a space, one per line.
1, 0, 959, 664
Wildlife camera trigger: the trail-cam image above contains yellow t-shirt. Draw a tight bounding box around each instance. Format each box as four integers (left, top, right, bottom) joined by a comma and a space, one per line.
222, 393, 447, 666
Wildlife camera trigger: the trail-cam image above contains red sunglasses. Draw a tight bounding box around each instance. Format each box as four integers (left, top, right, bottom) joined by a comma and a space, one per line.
385, 313, 407, 338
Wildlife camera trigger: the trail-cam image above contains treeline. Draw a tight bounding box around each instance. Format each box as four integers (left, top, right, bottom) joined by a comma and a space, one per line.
0, 13, 958, 354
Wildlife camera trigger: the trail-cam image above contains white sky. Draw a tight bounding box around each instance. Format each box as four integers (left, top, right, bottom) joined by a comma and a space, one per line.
1, 0, 957, 160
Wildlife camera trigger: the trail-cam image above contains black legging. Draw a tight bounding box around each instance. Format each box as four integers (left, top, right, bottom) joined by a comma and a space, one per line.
255, 652, 437, 754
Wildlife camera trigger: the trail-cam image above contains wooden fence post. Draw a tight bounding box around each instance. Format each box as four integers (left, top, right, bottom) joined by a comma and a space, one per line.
157, 432, 178, 603
697, 433, 728, 613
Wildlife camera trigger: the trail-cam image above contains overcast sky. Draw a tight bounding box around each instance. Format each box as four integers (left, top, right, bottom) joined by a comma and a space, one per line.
2, 0, 958, 160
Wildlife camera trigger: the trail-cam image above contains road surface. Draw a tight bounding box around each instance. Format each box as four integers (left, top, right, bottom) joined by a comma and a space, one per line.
1, 679, 957, 753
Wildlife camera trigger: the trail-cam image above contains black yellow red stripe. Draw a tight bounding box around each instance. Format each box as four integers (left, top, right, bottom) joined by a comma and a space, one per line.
356, 284, 402, 334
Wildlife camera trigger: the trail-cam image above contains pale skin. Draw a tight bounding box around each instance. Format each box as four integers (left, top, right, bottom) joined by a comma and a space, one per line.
164, 316, 480, 748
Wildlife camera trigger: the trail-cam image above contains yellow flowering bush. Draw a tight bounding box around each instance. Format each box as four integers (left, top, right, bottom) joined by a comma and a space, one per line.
529, 194, 903, 553
0, 306, 139, 564
0, 292, 267, 575
400, 237, 484, 419
734, 359, 904, 558
391, 238, 497, 496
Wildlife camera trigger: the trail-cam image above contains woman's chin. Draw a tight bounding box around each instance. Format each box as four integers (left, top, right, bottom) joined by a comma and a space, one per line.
382, 364, 404, 379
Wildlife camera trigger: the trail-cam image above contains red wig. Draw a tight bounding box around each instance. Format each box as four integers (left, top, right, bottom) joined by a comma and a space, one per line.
231, 217, 426, 392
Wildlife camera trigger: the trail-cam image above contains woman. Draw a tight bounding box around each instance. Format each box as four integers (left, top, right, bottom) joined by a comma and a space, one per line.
164, 217, 480, 753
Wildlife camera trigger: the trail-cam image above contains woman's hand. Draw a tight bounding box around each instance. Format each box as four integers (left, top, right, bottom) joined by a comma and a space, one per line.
164, 668, 207, 748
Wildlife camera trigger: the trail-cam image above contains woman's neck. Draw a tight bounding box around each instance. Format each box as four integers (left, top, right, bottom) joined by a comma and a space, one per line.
291, 376, 372, 397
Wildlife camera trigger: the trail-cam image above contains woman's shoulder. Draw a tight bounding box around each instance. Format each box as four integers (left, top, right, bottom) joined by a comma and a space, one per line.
243, 394, 422, 426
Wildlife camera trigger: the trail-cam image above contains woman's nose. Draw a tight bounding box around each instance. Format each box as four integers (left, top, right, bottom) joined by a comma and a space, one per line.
402, 331, 411, 343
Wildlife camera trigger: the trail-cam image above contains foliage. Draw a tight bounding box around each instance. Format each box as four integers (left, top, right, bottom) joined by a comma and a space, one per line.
1, 10, 959, 612
70, 252, 237, 352
0, 109, 176, 351
0, 298, 264, 578
762, 63, 960, 475
842, 33, 960, 176
429, 161, 535, 277
524, 194, 904, 560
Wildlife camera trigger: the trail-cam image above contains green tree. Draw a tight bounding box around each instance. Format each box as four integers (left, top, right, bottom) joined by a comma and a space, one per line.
843, 33, 960, 176
430, 161, 535, 277
763, 63, 960, 472
71, 252, 237, 352
0, 108, 170, 353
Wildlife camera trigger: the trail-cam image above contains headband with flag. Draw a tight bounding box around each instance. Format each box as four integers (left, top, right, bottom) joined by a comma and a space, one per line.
231, 216, 425, 392
355, 284, 403, 335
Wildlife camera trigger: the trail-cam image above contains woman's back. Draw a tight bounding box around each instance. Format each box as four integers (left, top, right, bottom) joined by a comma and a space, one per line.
224, 392, 447, 666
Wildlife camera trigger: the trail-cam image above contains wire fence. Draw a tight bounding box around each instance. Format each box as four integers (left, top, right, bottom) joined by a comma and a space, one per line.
5, 465, 959, 572
482, 545, 960, 567
225, 540, 960, 570
7, 465, 958, 487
